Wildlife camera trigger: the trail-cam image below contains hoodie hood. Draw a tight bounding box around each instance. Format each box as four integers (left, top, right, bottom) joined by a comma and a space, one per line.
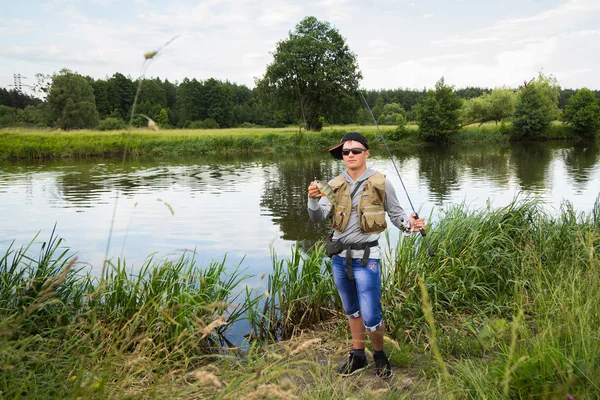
341, 168, 378, 183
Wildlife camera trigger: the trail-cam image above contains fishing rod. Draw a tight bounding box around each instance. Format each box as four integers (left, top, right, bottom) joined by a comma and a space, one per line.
306, 34, 435, 257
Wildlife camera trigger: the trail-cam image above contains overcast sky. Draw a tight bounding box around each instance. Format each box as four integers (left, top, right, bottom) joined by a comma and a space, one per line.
1, 0, 599, 96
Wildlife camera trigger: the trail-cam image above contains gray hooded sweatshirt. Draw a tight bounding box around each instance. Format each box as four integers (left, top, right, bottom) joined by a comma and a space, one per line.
308, 168, 411, 260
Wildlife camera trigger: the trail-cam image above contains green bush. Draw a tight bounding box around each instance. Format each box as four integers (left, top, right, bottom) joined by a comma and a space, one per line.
189, 119, 220, 129
563, 88, 600, 138
97, 117, 126, 131
513, 74, 559, 138
202, 118, 220, 129
416, 77, 463, 142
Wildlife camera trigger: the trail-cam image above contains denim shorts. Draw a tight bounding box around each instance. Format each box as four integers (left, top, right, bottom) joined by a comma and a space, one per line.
331, 255, 383, 332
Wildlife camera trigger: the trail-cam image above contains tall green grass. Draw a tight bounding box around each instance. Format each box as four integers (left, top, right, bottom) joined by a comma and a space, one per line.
0, 127, 398, 161
379, 196, 600, 398
2, 197, 599, 397
0, 231, 257, 398
246, 244, 339, 342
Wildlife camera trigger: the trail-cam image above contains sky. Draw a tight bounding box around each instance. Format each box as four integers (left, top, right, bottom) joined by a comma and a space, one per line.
1, 0, 599, 96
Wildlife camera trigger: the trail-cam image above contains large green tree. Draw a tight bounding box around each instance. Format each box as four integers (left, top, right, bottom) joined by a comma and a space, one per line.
106, 73, 136, 120
416, 78, 463, 142
256, 16, 361, 131
89, 79, 111, 118
513, 73, 559, 138
462, 88, 515, 125
563, 88, 600, 138
47, 69, 99, 130
136, 78, 167, 121
175, 78, 203, 126
202, 78, 234, 128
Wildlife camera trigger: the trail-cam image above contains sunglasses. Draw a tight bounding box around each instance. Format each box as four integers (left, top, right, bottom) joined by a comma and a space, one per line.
342, 148, 366, 156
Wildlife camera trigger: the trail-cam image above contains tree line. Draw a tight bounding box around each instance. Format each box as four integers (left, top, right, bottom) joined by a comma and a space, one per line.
1, 76, 597, 132
1, 16, 599, 138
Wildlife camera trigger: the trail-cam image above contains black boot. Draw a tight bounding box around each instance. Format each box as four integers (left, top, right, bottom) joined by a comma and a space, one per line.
373, 350, 393, 379
337, 350, 368, 376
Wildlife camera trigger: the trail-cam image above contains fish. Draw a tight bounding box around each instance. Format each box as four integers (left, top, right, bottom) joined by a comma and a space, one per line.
314, 180, 338, 207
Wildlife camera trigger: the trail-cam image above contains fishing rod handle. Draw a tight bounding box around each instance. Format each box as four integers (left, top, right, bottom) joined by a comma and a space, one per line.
413, 212, 435, 257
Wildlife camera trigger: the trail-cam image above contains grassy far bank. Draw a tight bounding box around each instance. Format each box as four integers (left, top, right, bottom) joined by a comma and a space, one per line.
2, 198, 599, 398
0, 122, 579, 161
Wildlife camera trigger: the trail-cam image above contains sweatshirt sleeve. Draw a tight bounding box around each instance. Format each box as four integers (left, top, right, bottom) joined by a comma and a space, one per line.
308, 196, 333, 222
384, 178, 412, 235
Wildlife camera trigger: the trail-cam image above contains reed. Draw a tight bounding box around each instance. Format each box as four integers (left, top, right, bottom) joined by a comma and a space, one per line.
246, 244, 340, 342
2, 197, 599, 397
0, 232, 255, 398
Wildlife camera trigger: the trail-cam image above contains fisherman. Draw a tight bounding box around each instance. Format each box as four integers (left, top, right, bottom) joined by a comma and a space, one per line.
307, 132, 426, 379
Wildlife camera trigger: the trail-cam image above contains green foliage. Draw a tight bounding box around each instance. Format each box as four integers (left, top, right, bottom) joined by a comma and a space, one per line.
377, 102, 407, 125
106, 73, 135, 121
175, 78, 236, 128
455, 86, 492, 99
355, 108, 372, 125
256, 16, 361, 131
0, 87, 42, 109
513, 73, 560, 138
563, 88, 600, 138
156, 108, 169, 127
462, 88, 516, 125
365, 88, 427, 120
3, 197, 600, 397
416, 77, 463, 142
201, 118, 220, 129
0, 104, 13, 125
97, 117, 126, 131
90, 78, 111, 118
135, 78, 167, 121
47, 69, 99, 130
189, 118, 220, 129
247, 244, 338, 341
461, 95, 487, 124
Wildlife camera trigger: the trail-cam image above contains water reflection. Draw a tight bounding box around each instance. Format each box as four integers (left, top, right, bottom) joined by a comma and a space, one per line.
417, 146, 462, 203
260, 156, 344, 245
509, 142, 553, 191
562, 141, 600, 189
1, 140, 599, 273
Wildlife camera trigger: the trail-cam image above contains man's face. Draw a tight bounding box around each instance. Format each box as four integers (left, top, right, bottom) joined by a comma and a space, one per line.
342, 140, 369, 171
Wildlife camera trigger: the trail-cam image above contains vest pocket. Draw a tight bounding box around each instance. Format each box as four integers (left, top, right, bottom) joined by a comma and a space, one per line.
360, 206, 386, 234
331, 206, 347, 232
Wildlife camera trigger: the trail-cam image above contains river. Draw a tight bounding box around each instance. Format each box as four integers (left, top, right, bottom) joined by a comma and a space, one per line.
1, 140, 599, 280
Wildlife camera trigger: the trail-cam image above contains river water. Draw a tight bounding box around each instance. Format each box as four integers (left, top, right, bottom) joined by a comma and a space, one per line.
1, 140, 599, 280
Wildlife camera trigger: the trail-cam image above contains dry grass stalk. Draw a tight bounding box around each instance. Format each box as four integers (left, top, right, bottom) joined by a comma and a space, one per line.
192, 370, 222, 388
201, 316, 227, 338
290, 338, 321, 356
245, 383, 298, 400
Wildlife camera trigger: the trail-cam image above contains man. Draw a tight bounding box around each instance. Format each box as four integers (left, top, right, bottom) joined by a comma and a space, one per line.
307, 132, 425, 379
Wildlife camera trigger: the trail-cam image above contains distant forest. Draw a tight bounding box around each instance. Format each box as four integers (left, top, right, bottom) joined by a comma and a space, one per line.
1, 73, 599, 129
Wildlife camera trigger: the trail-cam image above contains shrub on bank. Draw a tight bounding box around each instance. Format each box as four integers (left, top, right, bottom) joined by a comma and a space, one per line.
97, 117, 126, 131
563, 88, 600, 138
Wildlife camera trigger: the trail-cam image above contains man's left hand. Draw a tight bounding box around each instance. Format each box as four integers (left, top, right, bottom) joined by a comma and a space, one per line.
409, 212, 426, 233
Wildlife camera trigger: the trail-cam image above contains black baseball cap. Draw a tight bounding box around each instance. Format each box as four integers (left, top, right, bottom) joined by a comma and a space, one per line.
328, 132, 369, 160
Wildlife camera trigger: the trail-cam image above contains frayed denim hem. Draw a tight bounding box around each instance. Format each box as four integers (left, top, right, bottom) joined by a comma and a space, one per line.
347, 310, 360, 319
365, 319, 383, 332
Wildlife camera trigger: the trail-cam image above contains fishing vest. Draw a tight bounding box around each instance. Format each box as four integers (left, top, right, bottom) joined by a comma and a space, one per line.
329, 172, 387, 234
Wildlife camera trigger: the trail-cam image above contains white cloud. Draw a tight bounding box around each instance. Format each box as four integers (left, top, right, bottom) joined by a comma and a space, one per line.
259, 4, 303, 28
0, 18, 36, 37
1, 0, 599, 91
432, 36, 498, 46
367, 39, 394, 55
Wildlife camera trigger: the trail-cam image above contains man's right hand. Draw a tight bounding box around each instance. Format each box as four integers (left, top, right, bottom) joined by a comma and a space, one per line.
307, 181, 323, 200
